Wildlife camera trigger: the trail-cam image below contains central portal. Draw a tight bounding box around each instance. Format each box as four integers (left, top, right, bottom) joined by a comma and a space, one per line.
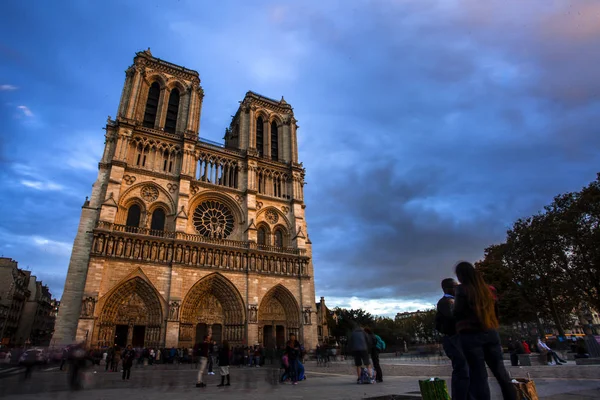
179, 273, 246, 347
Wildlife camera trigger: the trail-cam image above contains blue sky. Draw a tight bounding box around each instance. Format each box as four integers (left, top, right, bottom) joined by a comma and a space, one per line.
1, 0, 599, 317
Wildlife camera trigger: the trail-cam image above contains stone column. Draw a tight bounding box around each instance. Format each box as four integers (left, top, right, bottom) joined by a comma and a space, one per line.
126, 70, 142, 119
156, 87, 168, 130
264, 119, 270, 159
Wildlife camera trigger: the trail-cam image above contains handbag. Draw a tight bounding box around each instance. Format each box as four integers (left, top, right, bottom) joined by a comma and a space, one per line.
418, 378, 451, 400
512, 373, 539, 400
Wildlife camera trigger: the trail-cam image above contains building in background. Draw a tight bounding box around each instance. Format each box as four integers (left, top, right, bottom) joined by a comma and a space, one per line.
52, 49, 319, 350
0, 258, 57, 346
0, 258, 31, 345
15, 278, 55, 346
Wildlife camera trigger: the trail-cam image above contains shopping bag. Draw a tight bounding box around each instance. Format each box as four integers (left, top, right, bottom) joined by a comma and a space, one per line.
512, 378, 539, 400
418, 378, 451, 400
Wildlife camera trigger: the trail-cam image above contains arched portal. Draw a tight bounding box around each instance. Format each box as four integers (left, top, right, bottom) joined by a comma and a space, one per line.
179, 273, 245, 347
95, 277, 163, 349
258, 285, 300, 349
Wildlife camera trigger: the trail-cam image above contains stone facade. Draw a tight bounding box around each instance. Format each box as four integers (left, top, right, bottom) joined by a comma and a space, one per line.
52, 49, 318, 350
15, 278, 55, 346
0, 258, 31, 345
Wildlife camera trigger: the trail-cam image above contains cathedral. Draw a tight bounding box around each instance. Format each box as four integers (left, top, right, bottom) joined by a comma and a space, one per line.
51, 49, 322, 350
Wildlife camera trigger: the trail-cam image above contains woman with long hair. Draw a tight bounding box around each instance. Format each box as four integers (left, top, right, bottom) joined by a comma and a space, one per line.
454, 261, 516, 400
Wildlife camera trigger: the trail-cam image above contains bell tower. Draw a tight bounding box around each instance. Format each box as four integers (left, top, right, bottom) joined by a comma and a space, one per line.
224, 92, 299, 164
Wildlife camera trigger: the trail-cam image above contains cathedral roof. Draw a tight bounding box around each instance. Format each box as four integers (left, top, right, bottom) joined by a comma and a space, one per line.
134, 48, 200, 80
244, 91, 292, 110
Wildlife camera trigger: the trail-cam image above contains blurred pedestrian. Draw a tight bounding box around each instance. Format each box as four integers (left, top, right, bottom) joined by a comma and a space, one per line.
454, 261, 516, 400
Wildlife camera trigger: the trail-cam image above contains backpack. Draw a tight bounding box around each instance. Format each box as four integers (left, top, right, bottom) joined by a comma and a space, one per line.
375, 335, 386, 351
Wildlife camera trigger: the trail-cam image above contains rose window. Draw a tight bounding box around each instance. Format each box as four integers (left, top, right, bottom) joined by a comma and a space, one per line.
193, 200, 234, 239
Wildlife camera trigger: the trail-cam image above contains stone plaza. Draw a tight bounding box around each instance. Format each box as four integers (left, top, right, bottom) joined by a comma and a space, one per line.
1, 358, 599, 399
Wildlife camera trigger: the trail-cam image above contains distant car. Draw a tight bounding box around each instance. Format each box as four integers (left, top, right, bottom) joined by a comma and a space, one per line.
18, 349, 48, 365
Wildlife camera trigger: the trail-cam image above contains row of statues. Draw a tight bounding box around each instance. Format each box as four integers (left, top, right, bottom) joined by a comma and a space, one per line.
93, 234, 309, 275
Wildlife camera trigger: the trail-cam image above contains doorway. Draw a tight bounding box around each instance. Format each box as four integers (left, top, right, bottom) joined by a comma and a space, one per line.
276, 325, 285, 348
211, 324, 222, 344
196, 323, 207, 345
132, 325, 146, 348
263, 325, 273, 348
115, 325, 128, 348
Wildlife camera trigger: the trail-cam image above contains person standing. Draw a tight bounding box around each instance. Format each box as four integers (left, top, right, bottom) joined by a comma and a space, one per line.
121, 345, 134, 380
196, 335, 211, 388
348, 324, 374, 384
285, 334, 301, 385
217, 340, 231, 387
363, 328, 383, 383
454, 261, 516, 400
435, 278, 472, 399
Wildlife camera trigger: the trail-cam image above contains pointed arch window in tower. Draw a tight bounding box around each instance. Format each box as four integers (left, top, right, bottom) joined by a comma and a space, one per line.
143, 82, 160, 128
256, 116, 264, 157
126, 204, 141, 230
164, 88, 180, 134
271, 121, 278, 161
274, 229, 284, 248
150, 208, 166, 232
258, 227, 267, 245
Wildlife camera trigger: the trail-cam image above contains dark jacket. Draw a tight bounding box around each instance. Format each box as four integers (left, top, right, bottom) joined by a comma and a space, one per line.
286, 340, 300, 360
454, 285, 499, 333
218, 347, 230, 366
349, 328, 372, 352
122, 349, 135, 367
198, 341, 210, 358
435, 295, 456, 336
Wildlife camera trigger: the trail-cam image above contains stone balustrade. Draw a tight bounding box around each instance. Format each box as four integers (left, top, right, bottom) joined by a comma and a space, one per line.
93, 222, 309, 276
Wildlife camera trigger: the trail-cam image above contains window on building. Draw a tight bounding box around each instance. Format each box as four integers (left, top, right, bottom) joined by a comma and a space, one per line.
143, 82, 160, 128
271, 121, 278, 161
274, 230, 284, 247
125, 204, 141, 228
164, 88, 180, 133
150, 208, 166, 231
256, 116, 264, 157
258, 227, 267, 245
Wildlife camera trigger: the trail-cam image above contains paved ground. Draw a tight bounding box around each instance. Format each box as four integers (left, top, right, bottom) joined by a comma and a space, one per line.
0, 362, 598, 399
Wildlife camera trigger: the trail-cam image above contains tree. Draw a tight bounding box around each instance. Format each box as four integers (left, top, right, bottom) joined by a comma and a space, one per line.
503, 214, 577, 338
548, 174, 600, 315
476, 244, 537, 326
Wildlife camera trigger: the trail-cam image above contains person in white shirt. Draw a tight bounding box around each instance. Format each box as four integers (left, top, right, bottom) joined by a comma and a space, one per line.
537, 338, 567, 365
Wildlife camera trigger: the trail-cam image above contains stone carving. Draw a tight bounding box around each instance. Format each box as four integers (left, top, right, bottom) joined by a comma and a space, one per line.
265, 209, 279, 224
167, 183, 178, 193
169, 301, 180, 321
281, 206, 289, 213
193, 200, 234, 239
141, 185, 159, 202
114, 292, 149, 325
259, 299, 286, 321
303, 308, 312, 325
91, 231, 307, 276
80, 297, 95, 318
248, 305, 258, 324
256, 201, 263, 210
235, 195, 244, 204
123, 175, 136, 185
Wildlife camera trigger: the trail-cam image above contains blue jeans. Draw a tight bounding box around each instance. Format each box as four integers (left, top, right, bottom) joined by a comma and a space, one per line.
442, 335, 473, 400
288, 358, 298, 382
459, 330, 516, 400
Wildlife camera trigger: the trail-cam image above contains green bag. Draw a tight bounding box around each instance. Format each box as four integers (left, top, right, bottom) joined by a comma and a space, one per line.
418, 378, 451, 400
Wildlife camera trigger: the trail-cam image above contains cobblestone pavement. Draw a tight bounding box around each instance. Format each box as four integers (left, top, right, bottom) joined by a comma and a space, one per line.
0, 363, 598, 399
